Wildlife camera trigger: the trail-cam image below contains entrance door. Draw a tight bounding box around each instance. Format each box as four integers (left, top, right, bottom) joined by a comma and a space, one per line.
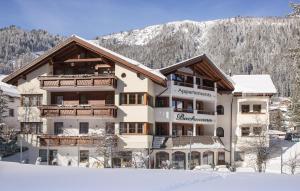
203, 151, 214, 165
49, 150, 58, 165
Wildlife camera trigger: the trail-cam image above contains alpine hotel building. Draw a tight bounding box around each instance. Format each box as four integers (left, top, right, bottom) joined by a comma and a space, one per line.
3, 35, 277, 169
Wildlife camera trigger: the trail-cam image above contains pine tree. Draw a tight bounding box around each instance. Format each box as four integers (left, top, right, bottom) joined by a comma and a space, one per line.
0, 89, 8, 124
289, 48, 300, 132
289, 2, 300, 17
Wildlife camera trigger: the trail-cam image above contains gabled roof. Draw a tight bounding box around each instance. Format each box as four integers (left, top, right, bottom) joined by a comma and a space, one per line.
0, 75, 19, 97
160, 54, 235, 91
232, 75, 277, 95
3, 35, 166, 86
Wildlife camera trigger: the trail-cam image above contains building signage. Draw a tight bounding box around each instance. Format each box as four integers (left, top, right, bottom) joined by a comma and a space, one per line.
175, 113, 214, 123
177, 88, 213, 97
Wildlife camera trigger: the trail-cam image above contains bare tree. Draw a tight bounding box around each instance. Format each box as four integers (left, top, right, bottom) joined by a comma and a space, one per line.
238, 116, 280, 172
132, 151, 149, 168
284, 152, 300, 175
95, 134, 118, 168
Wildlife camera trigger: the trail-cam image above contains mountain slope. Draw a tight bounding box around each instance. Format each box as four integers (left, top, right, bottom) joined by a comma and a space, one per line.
0, 17, 299, 96
95, 17, 300, 96
0, 25, 63, 73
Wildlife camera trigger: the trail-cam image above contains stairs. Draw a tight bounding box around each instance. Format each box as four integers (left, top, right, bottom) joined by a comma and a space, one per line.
152, 136, 166, 149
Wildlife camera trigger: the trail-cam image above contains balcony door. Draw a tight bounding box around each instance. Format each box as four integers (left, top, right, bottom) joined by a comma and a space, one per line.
172, 100, 183, 112
55, 96, 63, 105
54, 122, 63, 135
48, 150, 58, 165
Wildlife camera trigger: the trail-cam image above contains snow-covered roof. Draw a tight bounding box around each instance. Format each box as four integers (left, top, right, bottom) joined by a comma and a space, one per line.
0, 75, 20, 97
232, 75, 277, 95
74, 35, 166, 80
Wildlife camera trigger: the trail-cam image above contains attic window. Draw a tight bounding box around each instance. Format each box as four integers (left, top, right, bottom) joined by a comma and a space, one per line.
121, 73, 126, 78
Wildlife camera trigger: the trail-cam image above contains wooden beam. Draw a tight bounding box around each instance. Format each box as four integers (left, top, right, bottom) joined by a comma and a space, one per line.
64, 58, 103, 63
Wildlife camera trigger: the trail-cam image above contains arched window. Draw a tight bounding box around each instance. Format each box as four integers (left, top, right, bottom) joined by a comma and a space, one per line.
188, 151, 201, 169
156, 152, 169, 169
216, 127, 224, 137
172, 151, 186, 169
203, 151, 214, 165
217, 105, 224, 115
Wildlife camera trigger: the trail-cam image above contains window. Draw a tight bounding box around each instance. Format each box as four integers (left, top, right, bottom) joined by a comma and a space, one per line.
129, 94, 136, 104
217, 105, 224, 115
105, 122, 115, 135
253, 127, 262, 135
55, 96, 63, 105
234, 151, 244, 162
79, 95, 88, 105
137, 123, 143, 134
129, 123, 135, 133
156, 97, 169, 107
119, 122, 148, 135
172, 74, 184, 82
8, 96, 14, 102
241, 127, 250, 136
21, 95, 42, 106
147, 95, 154, 107
79, 122, 89, 134
216, 127, 224, 137
121, 73, 126, 78
253, 104, 262, 113
120, 123, 127, 134
137, 94, 143, 104
120, 94, 127, 105
120, 93, 153, 106
21, 122, 43, 134
202, 79, 214, 88
172, 100, 183, 111
218, 152, 225, 165
241, 105, 250, 113
39, 149, 47, 162
9, 109, 14, 117
54, 122, 63, 135
79, 150, 89, 163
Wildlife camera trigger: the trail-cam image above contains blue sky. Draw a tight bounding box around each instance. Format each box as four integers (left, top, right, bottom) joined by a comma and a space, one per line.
0, 0, 296, 39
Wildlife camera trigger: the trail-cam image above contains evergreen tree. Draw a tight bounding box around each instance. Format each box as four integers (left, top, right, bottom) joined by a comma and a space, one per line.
0, 89, 8, 124
288, 48, 300, 132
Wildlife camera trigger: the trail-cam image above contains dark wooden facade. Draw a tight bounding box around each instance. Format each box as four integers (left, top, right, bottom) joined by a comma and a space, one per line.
38, 75, 117, 89
39, 135, 118, 146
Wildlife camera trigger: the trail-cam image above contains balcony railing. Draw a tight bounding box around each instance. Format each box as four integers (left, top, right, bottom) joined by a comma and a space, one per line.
38, 135, 118, 146
39, 105, 117, 117
152, 135, 223, 149
38, 74, 117, 89
173, 108, 215, 115
172, 80, 215, 91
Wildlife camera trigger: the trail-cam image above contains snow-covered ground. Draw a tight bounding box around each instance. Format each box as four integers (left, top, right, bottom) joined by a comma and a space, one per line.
266, 141, 300, 174
0, 161, 299, 191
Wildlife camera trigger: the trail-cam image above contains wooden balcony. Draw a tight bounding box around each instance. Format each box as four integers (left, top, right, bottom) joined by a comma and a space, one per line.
38, 135, 118, 146
39, 105, 117, 117
38, 74, 117, 90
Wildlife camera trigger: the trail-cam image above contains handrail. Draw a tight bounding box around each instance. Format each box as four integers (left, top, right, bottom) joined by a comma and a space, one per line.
173, 108, 215, 115
38, 74, 116, 79
172, 80, 214, 91
39, 104, 116, 109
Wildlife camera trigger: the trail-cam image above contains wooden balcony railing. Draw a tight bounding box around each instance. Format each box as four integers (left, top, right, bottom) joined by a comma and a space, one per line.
39, 105, 117, 117
38, 135, 118, 146
38, 74, 117, 89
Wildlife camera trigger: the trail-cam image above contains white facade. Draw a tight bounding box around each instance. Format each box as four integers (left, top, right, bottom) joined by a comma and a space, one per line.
3, 36, 276, 169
